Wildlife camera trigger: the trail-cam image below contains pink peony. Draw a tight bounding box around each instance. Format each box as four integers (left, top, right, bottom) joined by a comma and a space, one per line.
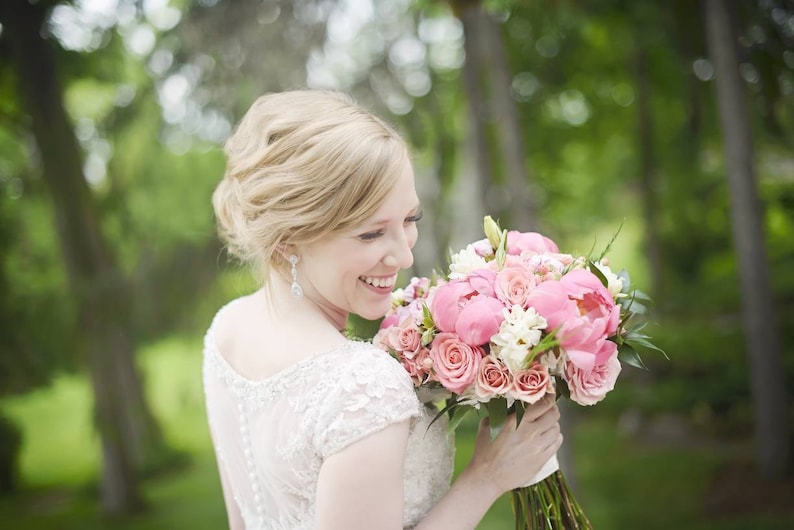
506, 230, 559, 255
510, 363, 554, 404
525, 271, 620, 371
429, 332, 485, 394
494, 265, 536, 308
564, 353, 622, 406
428, 280, 475, 333
524, 280, 578, 333
470, 238, 495, 257
560, 269, 620, 337
454, 295, 505, 346
468, 269, 497, 298
474, 355, 514, 401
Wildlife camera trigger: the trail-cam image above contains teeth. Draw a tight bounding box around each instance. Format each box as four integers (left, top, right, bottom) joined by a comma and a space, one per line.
360, 275, 397, 288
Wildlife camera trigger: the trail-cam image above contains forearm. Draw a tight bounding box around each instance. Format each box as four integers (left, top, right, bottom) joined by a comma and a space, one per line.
413, 467, 502, 530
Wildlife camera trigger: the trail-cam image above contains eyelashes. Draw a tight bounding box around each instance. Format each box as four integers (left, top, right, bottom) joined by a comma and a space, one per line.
358, 211, 423, 241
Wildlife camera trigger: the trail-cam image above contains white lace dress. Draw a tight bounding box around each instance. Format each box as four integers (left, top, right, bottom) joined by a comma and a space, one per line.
203, 303, 455, 529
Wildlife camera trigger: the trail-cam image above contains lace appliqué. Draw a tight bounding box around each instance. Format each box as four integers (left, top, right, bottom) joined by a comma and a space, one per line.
202, 301, 452, 529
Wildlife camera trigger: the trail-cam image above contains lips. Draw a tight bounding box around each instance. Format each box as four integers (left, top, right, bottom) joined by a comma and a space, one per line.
359, 274, 397, 289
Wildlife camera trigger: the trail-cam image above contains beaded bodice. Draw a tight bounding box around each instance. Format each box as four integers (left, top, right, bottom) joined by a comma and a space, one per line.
202, 302, 454, 529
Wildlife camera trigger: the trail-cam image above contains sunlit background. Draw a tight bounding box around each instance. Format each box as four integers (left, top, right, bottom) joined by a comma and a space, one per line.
0, 0, 792, 528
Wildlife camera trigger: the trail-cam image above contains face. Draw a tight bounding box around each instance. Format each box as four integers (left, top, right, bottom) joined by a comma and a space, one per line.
298, 162, 421, 325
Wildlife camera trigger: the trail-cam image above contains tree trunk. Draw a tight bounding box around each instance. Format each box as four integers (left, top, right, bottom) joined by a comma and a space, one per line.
634, 45, 663, 300
705, 0, 789, 479
0, 0, 165, 512
479, 11, 536, 231
451, 0, 492, 244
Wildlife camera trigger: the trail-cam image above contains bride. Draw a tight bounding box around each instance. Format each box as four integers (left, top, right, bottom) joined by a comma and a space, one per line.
203, 90, 562, 529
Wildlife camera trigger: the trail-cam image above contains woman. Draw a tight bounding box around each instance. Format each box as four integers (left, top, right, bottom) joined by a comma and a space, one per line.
204, 90, 563, 530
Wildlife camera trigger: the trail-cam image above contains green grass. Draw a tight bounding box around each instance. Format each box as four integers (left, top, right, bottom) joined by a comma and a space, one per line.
1, 336, 792, 529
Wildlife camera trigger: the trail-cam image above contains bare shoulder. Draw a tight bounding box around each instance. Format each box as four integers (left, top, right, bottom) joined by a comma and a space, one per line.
211, 290, 348, 380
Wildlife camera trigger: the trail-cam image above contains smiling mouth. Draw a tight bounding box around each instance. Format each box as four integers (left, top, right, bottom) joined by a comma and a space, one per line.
359, 275, 397, 289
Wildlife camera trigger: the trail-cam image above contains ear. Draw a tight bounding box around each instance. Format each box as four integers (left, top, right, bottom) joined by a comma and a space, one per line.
275, 243, 298, 262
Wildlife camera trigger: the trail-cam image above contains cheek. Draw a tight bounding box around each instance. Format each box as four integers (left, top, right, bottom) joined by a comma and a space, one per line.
407, 225, 419, 249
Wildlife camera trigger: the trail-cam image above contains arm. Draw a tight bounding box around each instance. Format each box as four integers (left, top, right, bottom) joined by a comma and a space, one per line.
314, 396, 562, 530
315, 420, 410, 530
216, 457, 245, 530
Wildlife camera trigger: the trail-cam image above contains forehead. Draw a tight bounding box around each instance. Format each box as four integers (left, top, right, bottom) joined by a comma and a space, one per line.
368, 162, 419, 220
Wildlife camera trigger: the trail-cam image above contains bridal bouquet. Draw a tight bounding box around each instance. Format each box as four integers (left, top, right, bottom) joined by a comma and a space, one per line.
373, 216, 664, 530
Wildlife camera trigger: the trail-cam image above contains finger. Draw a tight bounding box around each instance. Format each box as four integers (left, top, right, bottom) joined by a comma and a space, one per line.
520, 395, 555, 423
521, 398, 560, 425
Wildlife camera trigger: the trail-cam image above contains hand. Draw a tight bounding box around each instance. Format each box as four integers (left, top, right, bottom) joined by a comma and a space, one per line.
467, 395, 563, 495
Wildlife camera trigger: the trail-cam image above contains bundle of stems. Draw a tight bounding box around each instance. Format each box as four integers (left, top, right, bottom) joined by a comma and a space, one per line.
509, 470, 593, 530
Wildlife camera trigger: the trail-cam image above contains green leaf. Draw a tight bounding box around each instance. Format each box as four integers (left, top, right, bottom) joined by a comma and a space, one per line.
448, 406, 475, 432
596, 219, 625, 262
495, 228, 508, 268
588, 260, 609, 288
626, 335, 668, 358
618, 344, 649, 370
428, 398, 459, 431
486, 396, 508, 439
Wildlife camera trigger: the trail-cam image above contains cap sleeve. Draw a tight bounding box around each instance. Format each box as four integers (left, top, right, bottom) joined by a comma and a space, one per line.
314, 344, 421, 459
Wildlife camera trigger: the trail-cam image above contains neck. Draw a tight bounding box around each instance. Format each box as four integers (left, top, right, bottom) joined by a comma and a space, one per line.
266, 272, 348, 333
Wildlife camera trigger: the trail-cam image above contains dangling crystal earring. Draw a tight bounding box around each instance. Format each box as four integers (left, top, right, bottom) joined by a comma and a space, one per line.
289, 255, 303, 298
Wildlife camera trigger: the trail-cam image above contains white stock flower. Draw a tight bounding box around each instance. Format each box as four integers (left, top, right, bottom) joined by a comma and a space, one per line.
449, 244, 488, 279
491, 305, 548, 372
595, 261, 626, 299
390, 287, 406, 308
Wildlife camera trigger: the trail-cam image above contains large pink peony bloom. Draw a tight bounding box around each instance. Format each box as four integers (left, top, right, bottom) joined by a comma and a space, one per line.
429, 332, 485, 394
429, 276, 504, 347
525, 269, 620, 371
561, 269, 620, 337
506, 230, 559, 255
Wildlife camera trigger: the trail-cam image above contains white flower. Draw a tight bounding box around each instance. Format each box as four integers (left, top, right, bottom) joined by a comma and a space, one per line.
390, 288, 406, 308
595, 260, 626, 299
491, 305, 548, 372
449, 244, 488, 279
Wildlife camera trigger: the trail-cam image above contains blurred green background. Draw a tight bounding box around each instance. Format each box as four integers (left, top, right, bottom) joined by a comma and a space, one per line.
0, 0, 792, 528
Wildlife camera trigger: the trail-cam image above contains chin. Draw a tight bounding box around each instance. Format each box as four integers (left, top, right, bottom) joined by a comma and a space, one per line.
356, 303, 391, 322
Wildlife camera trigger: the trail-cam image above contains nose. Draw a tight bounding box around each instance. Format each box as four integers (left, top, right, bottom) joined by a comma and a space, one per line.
383, 231, 414, 270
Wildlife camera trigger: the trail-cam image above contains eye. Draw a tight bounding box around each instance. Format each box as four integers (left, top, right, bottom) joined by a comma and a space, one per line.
406, 211, 423, 224
358, 230, 384, 242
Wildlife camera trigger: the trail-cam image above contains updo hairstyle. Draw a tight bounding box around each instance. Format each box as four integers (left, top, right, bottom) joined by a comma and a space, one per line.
212, 90, 410, 281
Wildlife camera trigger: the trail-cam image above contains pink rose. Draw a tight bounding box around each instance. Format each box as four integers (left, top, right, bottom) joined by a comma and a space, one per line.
564, 353, 622, 406
372, 328, 390, 352
474, 355, 514, 400
495, 265, 536, 308
387, 320, 422, 359
506, 230, 559, 255
510, 363, 554, 404
429, 332, 485, 394
379, 313, 399, 330
454, 295, 505, 346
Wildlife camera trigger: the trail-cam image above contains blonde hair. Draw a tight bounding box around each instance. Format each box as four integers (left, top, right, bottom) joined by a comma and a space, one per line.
212, 90, 410, 280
